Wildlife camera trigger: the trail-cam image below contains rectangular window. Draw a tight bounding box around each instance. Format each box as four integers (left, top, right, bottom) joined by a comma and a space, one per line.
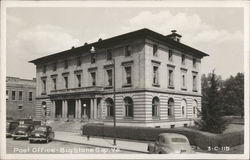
125, 66, 132, 84
91, 72, 96, 86
64, 77, 68, 89
91, 53, 96, 63
64, 60, 68, 69
12, 91, 16, 100
42, 80, 46, 94
153, 44, 158, 56
18, 91, 22, 100
168, 50, 173, 61
29, 92, 33, 101
53, 78, 57, 90
106, 49, 112, 60
53, 62, 57, 71
193, 75, 197, 91
193, 58, 197, 68
42, 65, 46, 73
182, 74, 186, 88
181, 54, 185, 65
77, 57, 81, 66
153, 66, 159, 85
6, 90, 9, 100
168, 70, 174, 88
76, 74, 81, 87
125, 45, 132, 57
106, 69, 113, 86
18, 105, 23, 110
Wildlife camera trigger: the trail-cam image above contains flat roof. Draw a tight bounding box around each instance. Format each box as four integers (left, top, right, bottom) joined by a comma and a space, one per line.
29, 28, 209, 64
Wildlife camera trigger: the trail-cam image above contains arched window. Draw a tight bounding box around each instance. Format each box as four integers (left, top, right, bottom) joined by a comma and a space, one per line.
193, 100, 198, 118
152, 97, 160, 117
124, 97, 133, 117
168, 98, 174, 118
105, 98, 114, 117
181, 99, 187, 118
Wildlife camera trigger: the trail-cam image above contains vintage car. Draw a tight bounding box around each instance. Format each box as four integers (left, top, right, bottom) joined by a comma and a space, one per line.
148, 133, 194, 154
12, 124, 35, 140
29, 125, 55, 143
6, 121, 19, 137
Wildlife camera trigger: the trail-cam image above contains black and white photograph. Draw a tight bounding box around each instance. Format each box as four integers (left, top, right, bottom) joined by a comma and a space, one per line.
0, 1, 249, 159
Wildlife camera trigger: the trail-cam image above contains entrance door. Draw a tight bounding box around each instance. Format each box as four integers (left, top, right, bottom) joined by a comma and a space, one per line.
55, 100, 62, 118
67, 99, 76, 118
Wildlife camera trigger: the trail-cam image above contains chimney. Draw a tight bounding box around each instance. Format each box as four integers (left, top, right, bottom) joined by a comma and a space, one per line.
166, 30, 182, 42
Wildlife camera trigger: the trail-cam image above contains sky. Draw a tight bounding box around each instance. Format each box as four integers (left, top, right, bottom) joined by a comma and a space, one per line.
6, 7, 244, 80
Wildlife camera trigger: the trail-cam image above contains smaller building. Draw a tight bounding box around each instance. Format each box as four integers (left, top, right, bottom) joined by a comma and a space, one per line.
6, 77, 36, 119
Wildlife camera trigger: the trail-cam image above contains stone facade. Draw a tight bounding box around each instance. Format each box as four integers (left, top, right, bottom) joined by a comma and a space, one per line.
30, 29, 208, 128
6, 77, 36, 119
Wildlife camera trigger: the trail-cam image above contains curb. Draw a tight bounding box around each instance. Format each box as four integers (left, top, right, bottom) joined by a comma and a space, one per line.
53, 138, 148, 154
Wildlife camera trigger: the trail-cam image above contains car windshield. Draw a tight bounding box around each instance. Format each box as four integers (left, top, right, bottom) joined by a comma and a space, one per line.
35, 126, 47, 132
17, 125, 29, 129
171, 138, 187, 143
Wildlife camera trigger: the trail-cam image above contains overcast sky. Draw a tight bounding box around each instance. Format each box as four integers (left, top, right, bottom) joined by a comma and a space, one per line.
6, 7, 244, 80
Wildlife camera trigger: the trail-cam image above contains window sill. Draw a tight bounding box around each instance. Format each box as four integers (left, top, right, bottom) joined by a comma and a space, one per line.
152, 116, 160, 120
152, 83, 160, 87
123, 117, 133, 120
105, 116, 114, 120
104, 86, 113, 89
168, 86, 175, 89
181, 88, 187, 91
122, 84, 132, 88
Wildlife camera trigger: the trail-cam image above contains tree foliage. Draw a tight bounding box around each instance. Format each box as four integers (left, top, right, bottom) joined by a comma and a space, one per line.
199, 71, 244, 133
200, 70, 226, 133
220, 73, 244, 117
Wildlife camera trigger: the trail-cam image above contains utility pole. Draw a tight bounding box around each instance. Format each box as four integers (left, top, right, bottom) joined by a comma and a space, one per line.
113, 59, 116, 146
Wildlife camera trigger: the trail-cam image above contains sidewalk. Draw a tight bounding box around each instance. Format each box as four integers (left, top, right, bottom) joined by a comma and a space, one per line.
54, 131, 149, 153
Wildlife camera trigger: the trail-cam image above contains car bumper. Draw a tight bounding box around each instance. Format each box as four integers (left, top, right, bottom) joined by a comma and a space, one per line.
12, 134, 29, 138
29, 137, 47, 141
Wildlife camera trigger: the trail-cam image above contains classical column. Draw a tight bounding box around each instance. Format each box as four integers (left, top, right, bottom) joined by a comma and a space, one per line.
62, 100, 65, 118
100, 98, 103, 120
52, 101, 56, 118
65, 100, 68, 118
93, 98, 97, 119
78, 99, 82, 119
90, 98, 94, 119
75, 100, 78, 118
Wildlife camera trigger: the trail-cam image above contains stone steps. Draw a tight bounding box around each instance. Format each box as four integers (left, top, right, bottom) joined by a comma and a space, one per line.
47, 119, 103, 133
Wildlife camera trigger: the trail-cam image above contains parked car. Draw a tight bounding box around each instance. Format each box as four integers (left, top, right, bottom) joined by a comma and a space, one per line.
148, 133, 194, 154
6, 121, 19, 137
29, 125, 55, 143
12, 124, 35, 140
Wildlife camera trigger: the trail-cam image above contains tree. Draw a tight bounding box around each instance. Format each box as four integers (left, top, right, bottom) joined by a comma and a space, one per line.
199, 70, 226, 133
220, 73, 244, 117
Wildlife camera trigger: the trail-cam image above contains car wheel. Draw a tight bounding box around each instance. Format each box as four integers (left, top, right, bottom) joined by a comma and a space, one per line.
29, 140, 33, 143
13, 137, 16, 140
158, 151, 162, 154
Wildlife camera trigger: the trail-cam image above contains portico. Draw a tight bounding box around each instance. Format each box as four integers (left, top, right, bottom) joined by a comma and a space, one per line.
51, 97, 102, 120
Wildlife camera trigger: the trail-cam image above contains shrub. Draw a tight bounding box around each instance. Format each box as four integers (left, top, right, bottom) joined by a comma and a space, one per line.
81, 124, 244, 150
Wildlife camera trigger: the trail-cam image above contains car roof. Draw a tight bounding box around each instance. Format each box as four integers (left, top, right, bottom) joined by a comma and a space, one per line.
159, 133, 188, 139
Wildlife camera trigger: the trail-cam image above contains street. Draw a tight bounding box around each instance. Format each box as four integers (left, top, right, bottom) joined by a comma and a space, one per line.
6, 138, 140, 154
